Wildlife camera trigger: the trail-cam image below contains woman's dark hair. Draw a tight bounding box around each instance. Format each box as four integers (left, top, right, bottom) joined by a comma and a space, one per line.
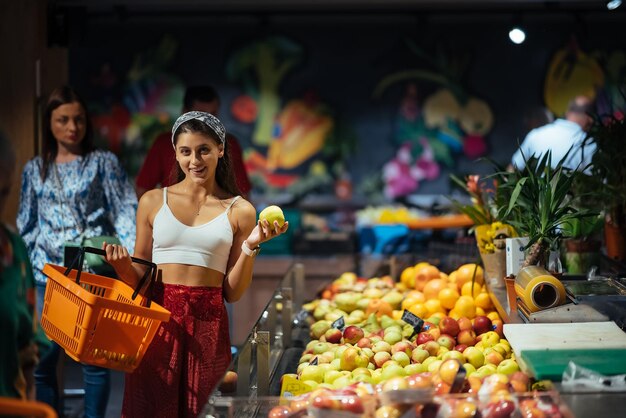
41, 86, 94, 180
172, 119, 241, 197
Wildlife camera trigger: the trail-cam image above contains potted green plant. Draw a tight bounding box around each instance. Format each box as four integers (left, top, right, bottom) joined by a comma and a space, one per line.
587, 109, 626, 261
498, 151, 594, 269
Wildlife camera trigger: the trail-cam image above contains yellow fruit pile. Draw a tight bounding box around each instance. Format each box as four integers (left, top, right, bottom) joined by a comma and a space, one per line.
399, 262, 495, 321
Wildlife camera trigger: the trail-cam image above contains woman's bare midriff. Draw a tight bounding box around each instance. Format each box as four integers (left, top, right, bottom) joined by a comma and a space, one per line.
157, 263, 225, 287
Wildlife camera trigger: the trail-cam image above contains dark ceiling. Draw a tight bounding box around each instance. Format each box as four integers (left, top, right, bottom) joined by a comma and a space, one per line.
50, 0, 623, 15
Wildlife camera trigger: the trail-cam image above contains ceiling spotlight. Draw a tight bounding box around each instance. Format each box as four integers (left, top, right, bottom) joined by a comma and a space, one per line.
509, 27, 526, 44
607, 0, 622, 10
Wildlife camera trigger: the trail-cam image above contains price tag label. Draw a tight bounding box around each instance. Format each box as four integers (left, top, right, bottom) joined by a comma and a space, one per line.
332, 316, 345, 330
280, 374, 315, 398
401, 309, 424, 337
309, 356, 319, 365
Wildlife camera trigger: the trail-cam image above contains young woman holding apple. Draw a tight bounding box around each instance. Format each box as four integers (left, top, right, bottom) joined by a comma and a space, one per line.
103, 111, 288, 417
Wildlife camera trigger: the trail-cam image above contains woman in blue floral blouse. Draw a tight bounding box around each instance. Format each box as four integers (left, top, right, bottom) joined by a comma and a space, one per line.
17, 86, 137, 418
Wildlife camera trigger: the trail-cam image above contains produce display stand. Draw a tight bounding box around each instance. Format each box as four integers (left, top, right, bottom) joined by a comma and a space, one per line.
202, 256, 626, 418
203, 263, 309, 417
486, 262, 626, 418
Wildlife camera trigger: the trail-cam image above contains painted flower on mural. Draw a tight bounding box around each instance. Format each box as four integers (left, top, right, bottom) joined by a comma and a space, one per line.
382, 140, 439, 199
373, 38, 495, 199
379, 84, 492, 198
414, 139, 440, 180
382, 144, 418, 199
464, 134, 488, 160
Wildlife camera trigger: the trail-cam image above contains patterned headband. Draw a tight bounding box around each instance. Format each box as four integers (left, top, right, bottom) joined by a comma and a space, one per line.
171, 111, 226, 148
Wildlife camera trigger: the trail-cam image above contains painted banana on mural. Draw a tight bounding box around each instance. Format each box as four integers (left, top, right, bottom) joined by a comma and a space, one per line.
544, 43, 605, 117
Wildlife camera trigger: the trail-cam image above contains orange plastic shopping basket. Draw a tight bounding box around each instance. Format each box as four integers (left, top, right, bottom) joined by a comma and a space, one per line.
40, 247, 170, 372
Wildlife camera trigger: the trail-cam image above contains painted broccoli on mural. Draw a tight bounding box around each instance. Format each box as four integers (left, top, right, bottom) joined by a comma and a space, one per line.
227, 36, 339, 194
227, 36, 304, 146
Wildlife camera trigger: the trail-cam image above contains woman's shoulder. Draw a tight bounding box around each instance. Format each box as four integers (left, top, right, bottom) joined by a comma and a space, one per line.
23, 156, 43, 171
231, 197, 256, 217
139, 188, 164, 209
21, 157, 44, 183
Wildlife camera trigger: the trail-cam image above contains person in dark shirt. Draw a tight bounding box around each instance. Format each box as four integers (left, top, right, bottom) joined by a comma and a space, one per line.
136, 85, 251, 198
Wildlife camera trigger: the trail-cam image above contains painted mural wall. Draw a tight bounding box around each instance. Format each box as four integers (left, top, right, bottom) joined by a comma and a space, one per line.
68, 14, 626, 202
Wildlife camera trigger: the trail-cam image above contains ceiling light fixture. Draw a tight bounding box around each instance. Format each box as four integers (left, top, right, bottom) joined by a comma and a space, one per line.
509, 26, 526, 45
607, 0, 622, 10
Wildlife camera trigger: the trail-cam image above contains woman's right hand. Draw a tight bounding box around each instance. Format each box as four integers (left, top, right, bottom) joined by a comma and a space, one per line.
102, 242, 132, 277
245, 219, 289, 248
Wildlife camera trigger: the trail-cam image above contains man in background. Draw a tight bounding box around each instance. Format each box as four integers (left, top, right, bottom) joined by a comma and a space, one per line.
136, 85, 252, 197
511, 95, 596, 172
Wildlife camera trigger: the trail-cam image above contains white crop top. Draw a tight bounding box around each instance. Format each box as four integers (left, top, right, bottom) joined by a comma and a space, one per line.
152, 188, 240, 274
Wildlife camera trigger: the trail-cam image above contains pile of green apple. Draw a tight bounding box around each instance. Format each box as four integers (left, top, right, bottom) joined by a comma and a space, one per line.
275, 266, 554, 416
300, 274, 520, 387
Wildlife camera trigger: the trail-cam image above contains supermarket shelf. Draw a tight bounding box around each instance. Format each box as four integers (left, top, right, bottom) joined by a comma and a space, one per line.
487, 282, 523, 324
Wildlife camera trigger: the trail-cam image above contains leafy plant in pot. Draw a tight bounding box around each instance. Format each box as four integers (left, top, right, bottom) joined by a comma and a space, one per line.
498, 150, 595, 270
587, 108, 626, 261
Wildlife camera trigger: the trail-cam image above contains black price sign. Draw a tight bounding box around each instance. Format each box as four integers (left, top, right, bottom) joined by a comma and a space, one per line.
294, 309, 310, 324
309, 356, 319, 366
450, 361, 467, 393
331, 316, 345, 331
401, 309, 424, 337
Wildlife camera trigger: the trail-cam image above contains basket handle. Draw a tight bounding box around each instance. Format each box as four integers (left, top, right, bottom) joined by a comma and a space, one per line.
64, 246, 157, 304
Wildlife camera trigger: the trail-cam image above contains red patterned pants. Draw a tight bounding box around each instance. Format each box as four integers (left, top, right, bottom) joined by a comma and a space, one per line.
122, 283, 232, 418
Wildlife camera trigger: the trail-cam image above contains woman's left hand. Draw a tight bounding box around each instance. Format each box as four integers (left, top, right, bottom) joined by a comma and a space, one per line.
246, 220, 289, 248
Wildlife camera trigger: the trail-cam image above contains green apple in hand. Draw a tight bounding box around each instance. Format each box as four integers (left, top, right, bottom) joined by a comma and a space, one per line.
259, 205, 285, 230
